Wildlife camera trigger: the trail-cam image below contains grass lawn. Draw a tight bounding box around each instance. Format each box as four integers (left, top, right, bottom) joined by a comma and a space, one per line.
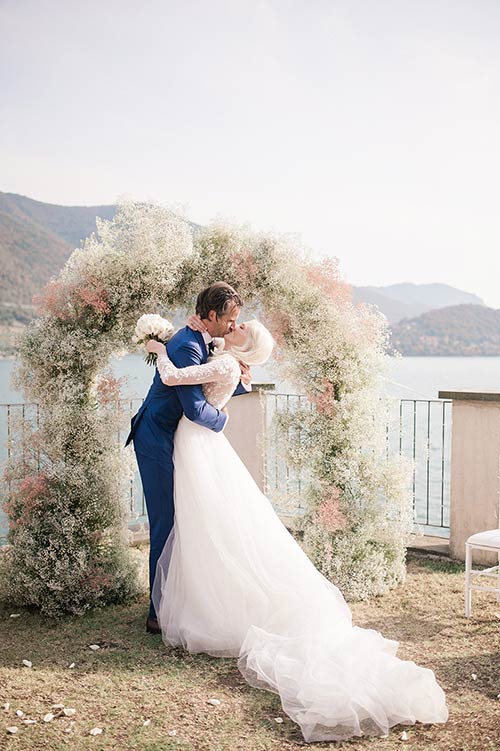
1, 552, 499, 751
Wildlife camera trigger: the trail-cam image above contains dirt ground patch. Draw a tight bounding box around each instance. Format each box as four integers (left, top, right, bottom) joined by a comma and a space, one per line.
1, 553, 499, 751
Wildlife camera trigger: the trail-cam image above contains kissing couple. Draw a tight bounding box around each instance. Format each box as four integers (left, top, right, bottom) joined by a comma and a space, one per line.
126, 281, 448, 743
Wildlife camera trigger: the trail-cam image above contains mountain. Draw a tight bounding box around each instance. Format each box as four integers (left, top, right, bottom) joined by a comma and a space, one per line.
0, 192, 116, 310
352, 283, 484, 323
351, 286, 430, 323
0, 191, 492, 358
390, 304, 500, 356
378, 282, 483, 309
0, 192, 116, 249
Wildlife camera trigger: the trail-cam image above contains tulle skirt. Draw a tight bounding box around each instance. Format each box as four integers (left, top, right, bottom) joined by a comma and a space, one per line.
152, 417, 448, 742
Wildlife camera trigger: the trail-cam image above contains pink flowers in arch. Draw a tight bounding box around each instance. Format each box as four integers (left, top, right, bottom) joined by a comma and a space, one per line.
35, 276, 111, 321
233, 248, 260, 283
305, 258, 352, 306
316, 487, 347, 533
96, 374, 123, 406
77, 283, 111, 316
3, 472, 50, 529
308, 379, 337, 417
266, 309, 291, 348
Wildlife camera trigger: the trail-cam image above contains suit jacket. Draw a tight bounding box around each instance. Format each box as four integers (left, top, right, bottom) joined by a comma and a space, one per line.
125, 326, 247, 451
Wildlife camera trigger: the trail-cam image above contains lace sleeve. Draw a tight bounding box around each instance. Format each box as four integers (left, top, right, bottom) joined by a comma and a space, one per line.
156, 352, 240, 387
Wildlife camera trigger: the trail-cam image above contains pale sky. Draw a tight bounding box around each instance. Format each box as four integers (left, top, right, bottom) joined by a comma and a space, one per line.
2, 0, 500, 306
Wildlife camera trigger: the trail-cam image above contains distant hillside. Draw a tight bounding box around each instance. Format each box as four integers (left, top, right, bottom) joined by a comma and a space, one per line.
0, 192, 116, 249
0, 192, 116, 311
381, 282, 483, 309
353, 283, 484, 323
0, 191, 492, 358
391, 304, 500, 356
352, 287, 430, 322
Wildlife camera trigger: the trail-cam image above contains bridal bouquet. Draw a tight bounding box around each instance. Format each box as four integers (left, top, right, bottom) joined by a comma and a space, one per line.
133, 314, 174, 365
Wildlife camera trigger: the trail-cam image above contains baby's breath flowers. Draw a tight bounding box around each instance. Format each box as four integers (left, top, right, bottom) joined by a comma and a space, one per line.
1, 202, 412, 615
179, 220, 413, 600
1, 202, 193, 615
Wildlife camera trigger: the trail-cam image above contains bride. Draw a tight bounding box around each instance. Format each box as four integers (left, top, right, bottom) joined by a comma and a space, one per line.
145, 320, 448, 743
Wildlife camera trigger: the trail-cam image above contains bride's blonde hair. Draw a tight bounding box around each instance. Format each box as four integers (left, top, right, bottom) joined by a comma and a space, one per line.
224, 320, 274, 365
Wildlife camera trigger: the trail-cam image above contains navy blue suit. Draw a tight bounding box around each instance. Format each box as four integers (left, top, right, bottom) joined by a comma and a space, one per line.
126, 326, 247, 618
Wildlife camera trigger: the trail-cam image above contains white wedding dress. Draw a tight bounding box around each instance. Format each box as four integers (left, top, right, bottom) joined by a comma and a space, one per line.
151, 350, 448, 743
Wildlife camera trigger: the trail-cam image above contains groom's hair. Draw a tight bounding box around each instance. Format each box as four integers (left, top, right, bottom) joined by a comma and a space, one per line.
196, 282, 243, 319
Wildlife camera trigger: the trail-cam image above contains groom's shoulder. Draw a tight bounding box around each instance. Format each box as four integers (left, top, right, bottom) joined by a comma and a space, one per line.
169, 326, 201, 352
168, 326, 205, 365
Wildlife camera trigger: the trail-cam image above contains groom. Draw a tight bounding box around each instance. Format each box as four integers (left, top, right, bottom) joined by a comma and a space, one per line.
126, 281, 251, 633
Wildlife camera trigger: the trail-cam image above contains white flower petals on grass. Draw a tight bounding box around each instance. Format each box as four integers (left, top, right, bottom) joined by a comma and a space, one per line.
22, 659, 32, 668
89, 644, 100, 651
400, 730, 409, 741
22, 719, 37, 725
471, 673, 477, 681
63, 708, 76, 717
52, 704, 65, 710
6, 726, 18, 734
68, 662, 75, 669
43, 713, 55, 723
15, 710, 24, 718
168, 730, 177, 736
206, 698, 221, 706
2, 703, 9, 712
89, 727, 103, 736
142, 719, 151, 726
274, 717, 284, 724
9, 614, 20, 619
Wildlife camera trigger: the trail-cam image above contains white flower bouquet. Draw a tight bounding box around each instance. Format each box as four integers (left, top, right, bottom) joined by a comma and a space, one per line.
133, 314, 174, 365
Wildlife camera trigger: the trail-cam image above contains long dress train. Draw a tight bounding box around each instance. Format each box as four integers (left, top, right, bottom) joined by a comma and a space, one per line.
151, 351, 448, 742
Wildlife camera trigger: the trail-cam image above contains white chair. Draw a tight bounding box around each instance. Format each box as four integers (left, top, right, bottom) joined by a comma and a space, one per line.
465, 529, 500, 617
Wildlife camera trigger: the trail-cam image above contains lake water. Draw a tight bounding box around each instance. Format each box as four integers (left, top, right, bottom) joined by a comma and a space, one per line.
2, 355, 500, 404
2, 355, 500, 543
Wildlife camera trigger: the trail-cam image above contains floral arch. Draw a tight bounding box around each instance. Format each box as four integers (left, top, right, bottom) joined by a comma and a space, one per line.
1, 203, 412, 616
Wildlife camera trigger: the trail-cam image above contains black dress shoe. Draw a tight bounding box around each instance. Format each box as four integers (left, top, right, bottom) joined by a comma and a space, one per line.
146, 616, 161, 634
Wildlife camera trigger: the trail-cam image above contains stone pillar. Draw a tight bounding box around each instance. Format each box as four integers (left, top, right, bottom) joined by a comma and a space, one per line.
439, 390, 500, 564
224, 383, 274, 492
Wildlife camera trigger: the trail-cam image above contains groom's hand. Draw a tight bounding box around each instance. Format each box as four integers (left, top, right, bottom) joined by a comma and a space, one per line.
239, 361, 252, 386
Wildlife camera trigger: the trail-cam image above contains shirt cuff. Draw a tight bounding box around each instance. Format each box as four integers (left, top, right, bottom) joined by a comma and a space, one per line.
221, 412, 229, 431
242, 381, 252, 392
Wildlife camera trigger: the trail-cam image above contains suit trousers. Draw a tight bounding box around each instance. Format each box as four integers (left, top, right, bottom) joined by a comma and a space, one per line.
135, 448, 175, 619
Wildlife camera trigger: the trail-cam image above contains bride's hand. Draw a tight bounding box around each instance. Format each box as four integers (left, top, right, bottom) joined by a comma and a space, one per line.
187, 314, 208, 333
239, 361, 252, 386
146, 339, 166, 355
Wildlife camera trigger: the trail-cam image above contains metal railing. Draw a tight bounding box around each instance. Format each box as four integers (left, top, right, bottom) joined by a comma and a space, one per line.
0, 395, 452, 544
396, 399, 451, 535
264, 395, 452, 537
263, 393, 312, 517
0, 399, 148, 544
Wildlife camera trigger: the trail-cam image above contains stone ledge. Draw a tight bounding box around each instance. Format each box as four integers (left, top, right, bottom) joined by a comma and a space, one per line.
438, 390, 500, 402
408, 534, 450, 557
252, 382, 276, 392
